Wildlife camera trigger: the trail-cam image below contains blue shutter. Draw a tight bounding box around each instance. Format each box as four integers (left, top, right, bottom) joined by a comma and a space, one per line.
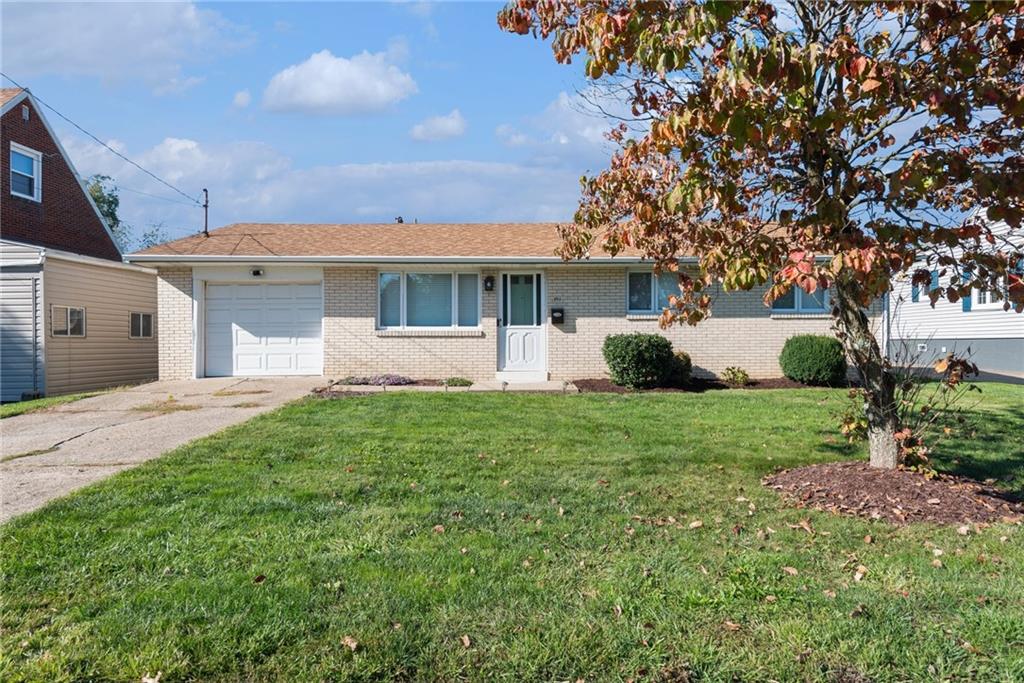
962, 268, 972, 312
930, 270, 939, 291
911, 283, 919, 303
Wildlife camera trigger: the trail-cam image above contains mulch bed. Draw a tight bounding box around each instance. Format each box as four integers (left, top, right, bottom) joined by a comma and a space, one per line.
573, 377, 810, 393
764, 461, 1024, 525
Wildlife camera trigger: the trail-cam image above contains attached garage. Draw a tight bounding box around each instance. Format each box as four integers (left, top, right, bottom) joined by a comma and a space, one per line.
204, 282, 323, 377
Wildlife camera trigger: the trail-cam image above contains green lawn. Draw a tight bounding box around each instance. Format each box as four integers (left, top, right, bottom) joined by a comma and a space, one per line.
0, 391, 104, 419
1, 385, 1022, 682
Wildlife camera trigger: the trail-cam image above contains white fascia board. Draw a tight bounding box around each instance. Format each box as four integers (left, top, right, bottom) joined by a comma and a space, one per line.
124, 254, 696, 266
43, 247, 157, 274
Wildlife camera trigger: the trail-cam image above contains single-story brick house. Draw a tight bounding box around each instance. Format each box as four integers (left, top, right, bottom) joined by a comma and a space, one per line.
127, 222, 867, 383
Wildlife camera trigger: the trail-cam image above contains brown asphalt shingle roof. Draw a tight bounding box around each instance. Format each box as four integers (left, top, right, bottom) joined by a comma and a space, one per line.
132, 222, 635, 259
0, 88, 26, 107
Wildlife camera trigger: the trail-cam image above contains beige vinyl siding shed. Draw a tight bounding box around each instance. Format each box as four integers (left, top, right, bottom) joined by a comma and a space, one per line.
43, 255, 158, 395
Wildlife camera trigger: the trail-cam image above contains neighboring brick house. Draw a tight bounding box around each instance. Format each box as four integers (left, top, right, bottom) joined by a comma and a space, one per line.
128, 222, 870, 383
0, 88, 158, 400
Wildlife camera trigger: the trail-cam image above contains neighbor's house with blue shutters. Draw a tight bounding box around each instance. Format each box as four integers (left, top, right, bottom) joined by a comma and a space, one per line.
887, 221, 1023, 377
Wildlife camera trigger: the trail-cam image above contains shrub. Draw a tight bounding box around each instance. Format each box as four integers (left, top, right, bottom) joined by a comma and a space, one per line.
666, 350, 692, 386
779, 335, 847, 386
602, 333, 675, 389
443, 377, 473, 387
342, 374, 415, 386
721, 366, 750, 387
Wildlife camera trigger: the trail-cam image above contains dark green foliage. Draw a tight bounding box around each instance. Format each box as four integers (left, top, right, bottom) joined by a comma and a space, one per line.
443, 377, 474, 387
602, 333, 675, 388
780, 335, 848, 386
667, 350, 692, 386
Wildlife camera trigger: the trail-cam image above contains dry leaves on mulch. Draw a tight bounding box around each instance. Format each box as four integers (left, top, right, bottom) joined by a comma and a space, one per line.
764, 461, 1023, 525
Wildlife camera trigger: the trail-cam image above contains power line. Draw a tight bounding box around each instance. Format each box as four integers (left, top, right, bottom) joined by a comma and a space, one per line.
0, 73, 203, 207
115, 184, 202, 208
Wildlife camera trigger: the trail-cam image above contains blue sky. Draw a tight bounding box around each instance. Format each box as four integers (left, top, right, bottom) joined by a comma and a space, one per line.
3, 2, 617, 245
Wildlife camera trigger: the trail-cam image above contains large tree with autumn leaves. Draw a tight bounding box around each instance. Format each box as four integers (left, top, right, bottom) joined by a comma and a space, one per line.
500, 1, 1024, 469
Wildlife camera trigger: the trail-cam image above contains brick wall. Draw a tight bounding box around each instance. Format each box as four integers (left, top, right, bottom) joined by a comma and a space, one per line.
152, 263, 880, 382
547, 266, 880, 380
323, 267, 500, 380
1, 97, 122, 261
156, 267, 194, 380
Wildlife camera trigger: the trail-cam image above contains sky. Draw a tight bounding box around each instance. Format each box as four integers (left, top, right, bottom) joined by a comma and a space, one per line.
2, 1, 618, 245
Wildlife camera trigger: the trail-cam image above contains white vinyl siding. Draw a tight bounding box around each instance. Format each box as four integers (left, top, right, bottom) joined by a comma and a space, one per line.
0, 275, 44, 400
889, 221, 1023, 341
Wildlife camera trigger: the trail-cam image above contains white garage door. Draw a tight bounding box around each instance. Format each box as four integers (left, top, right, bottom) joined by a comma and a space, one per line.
205, 283, 322, 377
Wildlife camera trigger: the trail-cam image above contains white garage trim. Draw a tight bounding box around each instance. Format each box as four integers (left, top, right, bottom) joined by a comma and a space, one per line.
192, 266, 324, 378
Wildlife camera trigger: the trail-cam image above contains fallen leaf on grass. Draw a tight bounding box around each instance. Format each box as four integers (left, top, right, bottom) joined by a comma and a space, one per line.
932, 559, 944, 568
613, 604, 623, 618
460, 634, 472, 649
433, 525, 445, 534
849, 604, 868, 618
788, 519, 815, 535
782, 566, 799, 576
688, 520, 703, 529
253, 575, 266, 584
823, 589, 837, 599
342, 636, 359, 652
854, 565, 868, 582
723, 620, 742, 631
863, 535, 873, 544
141, 673, 162, 683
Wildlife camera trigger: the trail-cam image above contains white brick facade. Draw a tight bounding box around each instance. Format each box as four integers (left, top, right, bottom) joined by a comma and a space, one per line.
156, 267, 193, 380
156, 264, 878, 382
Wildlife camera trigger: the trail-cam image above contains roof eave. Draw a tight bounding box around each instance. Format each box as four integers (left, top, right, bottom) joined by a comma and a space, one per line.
124, 254, 681, 265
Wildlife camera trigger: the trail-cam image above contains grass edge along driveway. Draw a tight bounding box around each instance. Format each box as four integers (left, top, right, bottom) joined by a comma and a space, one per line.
2, 386, 1022, 682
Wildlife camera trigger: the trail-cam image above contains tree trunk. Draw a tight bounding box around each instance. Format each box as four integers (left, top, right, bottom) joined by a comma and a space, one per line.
831, 274, 901, 469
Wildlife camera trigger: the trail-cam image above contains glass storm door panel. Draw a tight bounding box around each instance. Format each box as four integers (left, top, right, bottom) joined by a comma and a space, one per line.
498, 273, 545, 373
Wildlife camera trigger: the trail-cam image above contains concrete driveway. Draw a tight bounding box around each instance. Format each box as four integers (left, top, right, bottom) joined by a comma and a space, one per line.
1, 377, 322, 523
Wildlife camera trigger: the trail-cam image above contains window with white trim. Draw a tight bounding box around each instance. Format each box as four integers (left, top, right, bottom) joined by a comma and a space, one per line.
130, 312, 153, 338
378, 271, 480, 328
626, 270, 680, 313
52, 305, 85, 337
10, 142, 42, 202
771, 287, 829, 313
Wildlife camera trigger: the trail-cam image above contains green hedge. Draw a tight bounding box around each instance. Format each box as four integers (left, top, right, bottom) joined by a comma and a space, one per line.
779, 334, 847, 386
602, 333, 678, 389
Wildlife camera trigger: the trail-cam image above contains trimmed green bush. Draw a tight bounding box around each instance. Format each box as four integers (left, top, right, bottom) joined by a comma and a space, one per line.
443, 377, 473, 387
721, 366, 750, 387
602, 333, 676, 389
779, 335, 847, 386
667, 350, 692, 387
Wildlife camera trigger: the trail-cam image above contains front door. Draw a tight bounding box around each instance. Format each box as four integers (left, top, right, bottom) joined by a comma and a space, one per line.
498, 272, 546, 378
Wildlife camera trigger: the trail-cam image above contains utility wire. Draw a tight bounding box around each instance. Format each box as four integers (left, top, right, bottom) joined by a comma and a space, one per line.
0, 73, 203, 207
115, 184, 202, 208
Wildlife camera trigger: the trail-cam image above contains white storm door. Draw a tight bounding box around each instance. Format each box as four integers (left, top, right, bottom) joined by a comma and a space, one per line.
205, 283, 322, 377
498, 272, 546, 373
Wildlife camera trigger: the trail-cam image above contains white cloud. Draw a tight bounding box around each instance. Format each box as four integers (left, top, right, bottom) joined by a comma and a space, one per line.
153, 76, 205, 97
495, 90, 631, 168
232, 90, 252, 108
1, 2, 248, 94
495, 124, 529, 148
262, 44, 417, 115
410, 109, 466, 142
62, 133, 579, 239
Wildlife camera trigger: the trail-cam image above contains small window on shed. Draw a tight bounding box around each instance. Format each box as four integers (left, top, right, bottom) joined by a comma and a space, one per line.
130, 312, 153, 339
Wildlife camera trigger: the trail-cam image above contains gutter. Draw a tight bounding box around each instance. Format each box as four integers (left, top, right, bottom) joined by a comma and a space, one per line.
124, 254, 695, 266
